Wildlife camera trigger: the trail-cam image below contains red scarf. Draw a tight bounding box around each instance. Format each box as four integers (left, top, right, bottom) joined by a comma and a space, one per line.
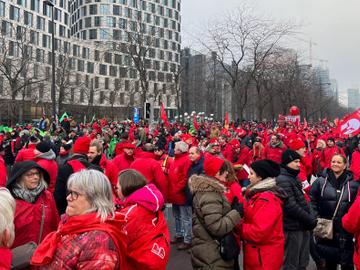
31, 212, 127, 269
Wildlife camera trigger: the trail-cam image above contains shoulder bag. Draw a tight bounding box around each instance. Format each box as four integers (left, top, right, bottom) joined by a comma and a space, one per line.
11, 202, 45, 270
313, 186, 344, 240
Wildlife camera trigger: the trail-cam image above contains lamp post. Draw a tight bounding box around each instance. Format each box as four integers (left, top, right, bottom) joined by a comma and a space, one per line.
44, 0, 56, 122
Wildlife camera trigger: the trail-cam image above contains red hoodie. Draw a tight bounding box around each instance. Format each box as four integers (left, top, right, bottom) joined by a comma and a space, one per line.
118, 184, 170, 270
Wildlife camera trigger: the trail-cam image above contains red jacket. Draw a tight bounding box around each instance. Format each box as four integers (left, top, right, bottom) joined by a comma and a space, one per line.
262, 143, 287, 164
241, 190, 284, 270
0, 247, 11, 270
119, 184, 170, 270
350, 150, 360, 181
12, 190, 60, 248
232, 147, 251, 181
312, 148, 324, 175
342, 193, 360, 270
167, 153, 191, 205
99, 154, 118, 186
130, 152, 168, 200
112, 152, 134, 173
15, 144, 37, 163
321, 146, 345, 169
0, 156, 6, 187
36, 159, 58, 194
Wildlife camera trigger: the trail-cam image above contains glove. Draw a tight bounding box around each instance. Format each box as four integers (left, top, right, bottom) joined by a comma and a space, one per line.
231, 197, 244, 217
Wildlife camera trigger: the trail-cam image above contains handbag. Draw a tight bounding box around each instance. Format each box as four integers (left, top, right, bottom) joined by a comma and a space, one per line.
219, 232, 240, 261
11, 202, 45, 270
313, 186, 344, 240
194, 198, 240, 261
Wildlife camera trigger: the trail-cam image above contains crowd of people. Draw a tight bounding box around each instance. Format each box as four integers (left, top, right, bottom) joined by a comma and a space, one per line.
0, 114, 359, 270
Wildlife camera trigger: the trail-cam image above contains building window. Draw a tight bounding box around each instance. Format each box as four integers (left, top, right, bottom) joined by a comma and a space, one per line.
24, 11, 33, 26
78, 60, 84, 72
85, 17, 91, 27
89, 29, 97, 39
99, 64, 107, 75
113, 5, 121, 15
36, 16, 45, 31
0, 1, 5, 17
70, 88, 75, 102
89, 5, 97, 15
109, 66, 117, 77
35, 48, 44, 62
87, 62, 94, 73
100, 4, 109, 14
10, 5, 20, 21
99, 91, 105, 104
104, 78, 109, 89
100, 29, 110, 39
119, 92, 124, 104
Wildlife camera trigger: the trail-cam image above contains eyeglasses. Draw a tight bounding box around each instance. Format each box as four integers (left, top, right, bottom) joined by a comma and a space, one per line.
66, 190, 83, 200
24, 171, 40, 178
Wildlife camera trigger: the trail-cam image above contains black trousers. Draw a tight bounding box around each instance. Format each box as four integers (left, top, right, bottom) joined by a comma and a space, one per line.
325, 261, 354, 270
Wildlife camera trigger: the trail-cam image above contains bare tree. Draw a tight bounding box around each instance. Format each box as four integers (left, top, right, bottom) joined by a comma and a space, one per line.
0, 23, 46, 123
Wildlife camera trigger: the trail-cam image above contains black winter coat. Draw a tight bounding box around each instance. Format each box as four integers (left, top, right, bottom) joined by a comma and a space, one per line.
310, 169, 359, 265
54, 155, 102, 215
276, 167, 317, 231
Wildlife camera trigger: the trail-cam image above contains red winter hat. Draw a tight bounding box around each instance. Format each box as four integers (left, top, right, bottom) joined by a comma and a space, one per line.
230, 138, 240, 148
73, 136, 91, 155
289, 137, 305, 151
204, 155, 224, 177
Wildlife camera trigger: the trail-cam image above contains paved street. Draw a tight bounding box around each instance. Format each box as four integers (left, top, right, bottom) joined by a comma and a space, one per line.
166, 206, 317, 270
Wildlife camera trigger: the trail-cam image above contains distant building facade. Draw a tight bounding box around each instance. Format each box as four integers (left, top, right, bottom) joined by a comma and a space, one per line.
0, 0, 181, 122
347, 88, 360, 110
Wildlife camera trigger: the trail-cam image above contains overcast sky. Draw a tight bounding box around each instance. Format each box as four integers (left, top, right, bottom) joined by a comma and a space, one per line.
181, 0, 360, 105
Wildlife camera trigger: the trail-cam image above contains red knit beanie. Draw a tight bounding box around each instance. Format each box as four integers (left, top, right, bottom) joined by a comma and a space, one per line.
204, 155, 224, 177
289, 138, 305, 151
73, 136, 91, 155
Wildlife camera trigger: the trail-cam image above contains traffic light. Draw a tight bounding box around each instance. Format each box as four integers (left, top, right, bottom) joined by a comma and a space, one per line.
144, 102, 151, 119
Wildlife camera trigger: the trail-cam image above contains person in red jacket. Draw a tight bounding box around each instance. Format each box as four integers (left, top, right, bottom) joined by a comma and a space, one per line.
312, 139, 326, 176
350, 142, 360, 181
0, 188, 15, 270
34, 141, 58, 194
31, 169, 127, 269
342, 191, 360, 270
14, 135, 39, 162
6, 161, 59, 249
288, 137, 312, 195
321, 138, 345, 169
242, 159, 285, 270
168, 141, 192, 250
0, 153, 7, 187
112, 142, 135, 173
88, 139, 118, 187
130, 143, 168, 200
262, 134, 287, 164
116, 169, 170, 270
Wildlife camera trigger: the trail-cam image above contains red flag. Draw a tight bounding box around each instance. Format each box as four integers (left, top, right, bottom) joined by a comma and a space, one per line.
193, 114, 199, 130
224, 112, 229, 130
161, 103, 169, 126
335, 108, 360, 137
303, 118, 308, 129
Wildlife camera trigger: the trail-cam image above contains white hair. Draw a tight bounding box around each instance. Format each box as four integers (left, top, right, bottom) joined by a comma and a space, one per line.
175, 141, 189, 153
67, 170, 114, 222
0, 188, 15, 247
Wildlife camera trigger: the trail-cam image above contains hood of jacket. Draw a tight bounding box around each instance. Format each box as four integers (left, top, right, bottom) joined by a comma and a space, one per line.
124, 184, 164, 212
245, 177, 287, 201
36, 149, 56, 160
189, 174, 226, 194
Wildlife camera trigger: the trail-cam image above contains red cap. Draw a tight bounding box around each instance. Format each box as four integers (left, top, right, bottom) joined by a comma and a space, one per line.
204, 155, 224, 177
289, 137, 305, 151
73, 136, 91, 155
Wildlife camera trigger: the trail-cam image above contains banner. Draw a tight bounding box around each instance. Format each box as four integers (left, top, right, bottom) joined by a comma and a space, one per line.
133, 107, 139, 124
335, 108, 360, 137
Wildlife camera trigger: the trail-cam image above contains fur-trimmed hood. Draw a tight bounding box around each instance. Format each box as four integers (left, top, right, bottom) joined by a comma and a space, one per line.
189, 174, 226, 194
244, 177, 287, 200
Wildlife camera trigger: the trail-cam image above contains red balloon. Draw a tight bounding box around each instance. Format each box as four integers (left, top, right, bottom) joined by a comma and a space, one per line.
289, 106, 300, 116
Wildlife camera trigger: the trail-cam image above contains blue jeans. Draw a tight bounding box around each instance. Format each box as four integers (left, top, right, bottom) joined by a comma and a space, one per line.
173, 204, 192, 244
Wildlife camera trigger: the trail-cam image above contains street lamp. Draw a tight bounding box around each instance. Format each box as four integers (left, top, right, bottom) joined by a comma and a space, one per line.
44, 0, 56, 122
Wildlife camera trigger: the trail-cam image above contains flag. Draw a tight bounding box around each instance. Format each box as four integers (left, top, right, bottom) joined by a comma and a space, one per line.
224, 112, 229, 130
334, 118, 339, 127
161, 103, 169, 126
303, 118, 308, 129
91, 114, 96, 124
334, 108, 360, 137
59, 112, 68, 123
42, 108, 46, 119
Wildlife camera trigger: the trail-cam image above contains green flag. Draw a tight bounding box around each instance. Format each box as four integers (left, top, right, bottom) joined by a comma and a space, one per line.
59, 112, 69, 123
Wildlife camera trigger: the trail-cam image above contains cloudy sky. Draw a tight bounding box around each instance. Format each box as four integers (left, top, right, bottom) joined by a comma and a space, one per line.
181, 0, 360, 105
